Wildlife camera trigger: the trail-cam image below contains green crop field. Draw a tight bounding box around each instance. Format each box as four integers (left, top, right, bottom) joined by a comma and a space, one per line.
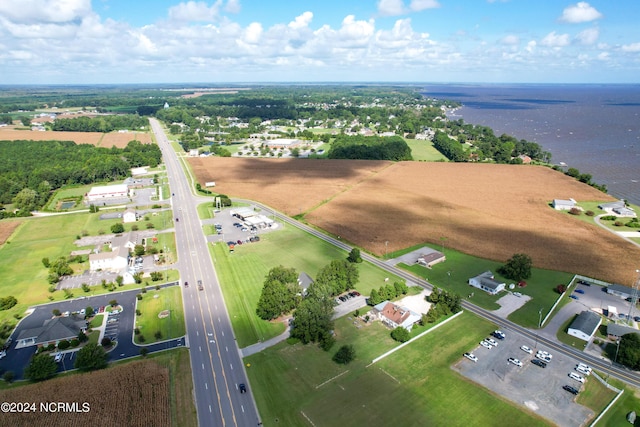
245, 311, 552, 427
211, 224, 403, 348
134, 285, 185, 344
404, 137, 448, 161
399, 244, 573, 328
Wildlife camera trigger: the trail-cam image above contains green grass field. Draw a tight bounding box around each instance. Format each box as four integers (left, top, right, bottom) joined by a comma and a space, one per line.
245, 311, 552, 427
212, 224, 403, 347
0, 211, 179, 325
404, 137, 448, 161
134, 285, 185, 344
399, 244, 573, 328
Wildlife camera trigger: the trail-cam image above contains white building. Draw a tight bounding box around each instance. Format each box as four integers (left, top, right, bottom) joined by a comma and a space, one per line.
568, 311, 602, 341
86, 184, 129, 202
468, 271, 505, 295
552, 198, 577, 210
372, 301, 422, 331
122, 209, 138, 223
89, 246, 129, 272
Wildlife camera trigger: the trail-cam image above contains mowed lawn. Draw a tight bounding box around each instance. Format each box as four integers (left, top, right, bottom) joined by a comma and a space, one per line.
245, 311, 552, 427
212, 224, 403, 348
134, 285, 185, 343
399, 245, 574, 328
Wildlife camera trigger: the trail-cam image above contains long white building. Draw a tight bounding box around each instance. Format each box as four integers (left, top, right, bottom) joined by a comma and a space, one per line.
86, 184, 129, 202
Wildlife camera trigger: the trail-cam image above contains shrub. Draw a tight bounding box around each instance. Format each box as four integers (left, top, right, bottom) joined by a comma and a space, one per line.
614, 221, 624, 227
46, 344, 56, 351
568, 207, 582, 215
63, 289, 74, 299
3, 371, 15, 383
81, 283, 90, 293
109, 299, 118, 307
134, 328, 140, 335
138, 335, 145, 342
52, 309, 61, 316
48, 285, 57, 293
585, 210, 595, 217
136, 309, 142, 316
0, 296, 17, 311
154, 331, 162, 340
57, 340, 70, 350
332, 345, 356, 364
70, 338, 80, 347
140, 348, 149, 357
556, 284, 567, 294
136, 293, 143, 300
391, 327, 411, 343
101, 337, 112, 347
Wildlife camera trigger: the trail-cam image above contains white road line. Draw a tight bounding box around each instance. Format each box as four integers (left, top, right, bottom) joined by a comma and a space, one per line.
225, 346, 228, 352
221, 330, 225, 336
230, 363, 233, 370
199, 346, 201, 352
196, 331, 199, 336
241, 405, 245, 413
209, 405, 212, 413
205, 383, 208, 390
202, 363, 205, 370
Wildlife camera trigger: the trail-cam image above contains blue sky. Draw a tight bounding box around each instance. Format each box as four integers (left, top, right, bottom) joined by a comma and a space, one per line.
1, 0, 639, 84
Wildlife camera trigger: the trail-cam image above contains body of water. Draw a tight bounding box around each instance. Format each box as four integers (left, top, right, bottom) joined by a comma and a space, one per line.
422, 84, 640, 205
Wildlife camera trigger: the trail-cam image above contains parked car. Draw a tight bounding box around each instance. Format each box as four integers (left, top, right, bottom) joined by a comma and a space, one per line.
520, 345, 533, 354
577, 363, 592, 374
463, 352, 478, 362
53, 352, 63, 362
574, 289, 585, 294
486, 338, 499, 347
531, 359, 547, 368
492, 330, 506, 340
569, 295, 579, 300
536, 353, 552, 363
576, 366, 590, 376
563, 385, 579, 395
577, 280, 591, 286
569, 372, 585, 383
480, 340, 493, 349
508, 357, 523, 367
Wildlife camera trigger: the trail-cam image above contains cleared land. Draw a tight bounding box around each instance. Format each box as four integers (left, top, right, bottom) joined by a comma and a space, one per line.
134, 286, 186, 344
0, 129, 151, 147
189, 158, 640, 285
0, 220, 21, 245
0, 357, 179, 427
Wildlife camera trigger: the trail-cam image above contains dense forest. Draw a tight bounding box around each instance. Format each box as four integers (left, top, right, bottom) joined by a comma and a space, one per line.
328, 135, 412, 161
0, 140, 161, 212
51, 115, 148, 132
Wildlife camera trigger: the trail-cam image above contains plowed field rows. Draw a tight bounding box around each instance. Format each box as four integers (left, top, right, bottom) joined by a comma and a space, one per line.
0, 220, 21, 245
190, 157, 640, 285
0, 129, 151, 147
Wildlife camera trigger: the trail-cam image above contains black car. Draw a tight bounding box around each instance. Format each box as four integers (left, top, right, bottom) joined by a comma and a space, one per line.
184, 281, 189, 287
563, 385, 579, 395
531, 359, 547, 368
239, 383, 247, 393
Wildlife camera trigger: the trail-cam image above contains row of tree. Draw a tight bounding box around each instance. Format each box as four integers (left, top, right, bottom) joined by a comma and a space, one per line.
328, 135, 412, 161
51, 114, 148, 133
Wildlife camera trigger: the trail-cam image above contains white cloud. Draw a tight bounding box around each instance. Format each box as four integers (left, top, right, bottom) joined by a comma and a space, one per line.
0, 0, 92, 23
225, 0, 241, 14
500, 34, 519, 45
168, 1, 223, 22
289, 12, 313, 30
559, 2, 602, 24
526, 40, 537, 53
575, 27, 599, 45
541, 31, 570, 47
378, 0, 406, 16
621, 42, 640, 53
244, 22, 262, 44
409, 0, 440, 12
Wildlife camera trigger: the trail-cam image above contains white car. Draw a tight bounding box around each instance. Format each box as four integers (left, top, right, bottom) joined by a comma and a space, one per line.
520, 345, 533, 354
537, 350, 553, 359
53, 352, 63, 362
463, 352, 478, 362
576, 366, 591, 376
508, 357, 523, 367
577, 362, 592, 373
486, 338, 499, 347
536, 353, 551, 363
0, 351, 6, 359
480, 340, 493, 349
569, 372, 585, 383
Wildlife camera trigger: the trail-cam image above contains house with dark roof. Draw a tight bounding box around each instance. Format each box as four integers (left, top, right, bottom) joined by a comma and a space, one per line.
607, 323, 640, 340
372, 301, 422, 331
416, 250, 446, 268
598, 200, 626, 212
16, 315, 87, 348
568, 311, 602, 341
607, 284, 635, 300
468, 271, 505, 295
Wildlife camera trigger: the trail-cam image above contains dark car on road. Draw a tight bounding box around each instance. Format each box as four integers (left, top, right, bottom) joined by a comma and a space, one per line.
184, 281, 189, 287
239, 383, 247, 393
198, 280, 203, 291
563, 385, 579, 395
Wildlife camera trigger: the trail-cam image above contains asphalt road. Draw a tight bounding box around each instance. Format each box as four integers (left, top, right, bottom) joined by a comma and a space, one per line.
150, 119, 259, 427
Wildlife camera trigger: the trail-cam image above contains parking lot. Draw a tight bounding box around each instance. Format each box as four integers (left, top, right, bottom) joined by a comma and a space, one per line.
204, 208, 279, 246
454, 331, 593, 426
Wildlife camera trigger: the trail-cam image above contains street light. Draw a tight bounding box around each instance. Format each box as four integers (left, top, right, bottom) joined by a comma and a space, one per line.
535, 308, 543, 349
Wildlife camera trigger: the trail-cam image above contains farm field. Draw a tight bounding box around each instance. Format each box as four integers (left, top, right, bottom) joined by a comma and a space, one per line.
0, 349, 196, 427
0, 220, 21, 245
245, 311, 552, 427
210, 222, 403, 347
0, 129, 151, 147
189, 158, 640, 286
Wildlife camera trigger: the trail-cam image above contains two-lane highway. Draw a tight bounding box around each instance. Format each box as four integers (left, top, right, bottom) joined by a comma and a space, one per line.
150, 119, 259, 427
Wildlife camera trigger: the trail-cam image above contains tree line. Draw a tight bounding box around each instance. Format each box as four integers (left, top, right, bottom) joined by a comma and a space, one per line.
0, 140, 161, 210
328, 135, 412, 161
51, 114, 148, 132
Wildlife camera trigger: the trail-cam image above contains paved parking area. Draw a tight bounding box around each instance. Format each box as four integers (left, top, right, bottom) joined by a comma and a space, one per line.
454, 333, 593, 426
204, 208, 279, 246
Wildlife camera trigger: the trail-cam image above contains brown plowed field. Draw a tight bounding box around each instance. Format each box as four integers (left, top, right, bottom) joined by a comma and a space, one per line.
190, 158, 640, 285
0, 129, 151, 147
0, 220, 21, 245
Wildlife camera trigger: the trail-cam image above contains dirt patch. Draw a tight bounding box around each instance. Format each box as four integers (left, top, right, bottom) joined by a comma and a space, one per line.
158, 309, 170, 319
190, 158, 640, 285
0, 129, 151, 147
0, 220, 21, 245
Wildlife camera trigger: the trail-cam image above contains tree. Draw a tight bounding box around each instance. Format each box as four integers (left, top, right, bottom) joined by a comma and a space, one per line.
347, 248, 362, 263
332, 344, 356, 364
42, 257, 50, 268
368, 288, 382, 305
3, 371, 14, 383
616, 333, 640, 370
24, 353, 58, 381
75, 343, 108, 371
0, 296, 17, 311
391, 327, 411, 343
134, 244, 145, 257
52, 309, 61, 316
77, 331, 88, 343
394, 281, 409, 295
290, 297, 334, 348
115, 275, 124, 287
109, 299, 118, 307
85, 306, 94, 318
315, 259, 359, 296
497, 253, 532, 282
12, 188, 39, 212
140, 347, 149, 357
255, 266, 300, 320
111, 223, 125, 234
101, 337, 112, 347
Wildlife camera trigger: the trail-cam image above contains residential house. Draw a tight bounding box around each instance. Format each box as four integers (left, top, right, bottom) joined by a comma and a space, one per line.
468, 271, 506, 295
552, 198, 577, 210
372, 301, 421, 331
567, 311, 602, 341
122, 208, 138, 223
16, 315, 87, 348
598, 200, 626, 212
416, 250, 446, 268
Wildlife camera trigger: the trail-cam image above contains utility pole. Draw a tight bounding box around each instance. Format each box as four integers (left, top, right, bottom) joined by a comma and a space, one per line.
535, 308, 543, 349
626, 270, 640, 325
